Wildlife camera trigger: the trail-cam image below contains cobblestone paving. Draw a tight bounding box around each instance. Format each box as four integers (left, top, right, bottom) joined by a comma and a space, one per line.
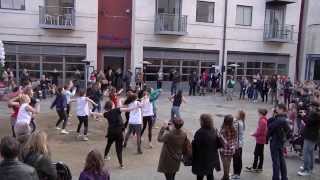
0, 93, 319, 180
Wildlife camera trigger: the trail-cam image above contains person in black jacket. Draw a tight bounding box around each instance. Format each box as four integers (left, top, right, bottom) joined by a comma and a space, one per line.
50, 87, 68, 134
21, 131, 57, 180
0, 136, 39, 180
297, 101, 320, 176
192, 114, 221, 180
189, 71, 198, 96
267, 104, 290, 180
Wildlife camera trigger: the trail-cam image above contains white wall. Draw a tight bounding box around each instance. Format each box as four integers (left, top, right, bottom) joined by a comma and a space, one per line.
0, 0, 98, 67
132, 0, 301, 79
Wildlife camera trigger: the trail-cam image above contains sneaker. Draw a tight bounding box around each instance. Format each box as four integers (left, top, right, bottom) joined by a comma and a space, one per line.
77, 134, 83, 139
119, 165, 125, 169
137, 150, 143, 154
82, 136, 89, 141
55, 127, 61, 130
299, 166, 304, 171
60, 129, 69, 134
230, 175, 240, 179
298, 170, 311, 176
148, 142, 153, 148
104, 156, 111, 161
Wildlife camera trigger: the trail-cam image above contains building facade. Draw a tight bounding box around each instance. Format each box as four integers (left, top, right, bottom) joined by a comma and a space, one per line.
0, 0, 98, 85
97, 0, 132, 72
298, 0, 320, 81
131, 0, 301, 88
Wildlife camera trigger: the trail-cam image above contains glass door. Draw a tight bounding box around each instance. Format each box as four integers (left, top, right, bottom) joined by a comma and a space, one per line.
265, 5, 286, 38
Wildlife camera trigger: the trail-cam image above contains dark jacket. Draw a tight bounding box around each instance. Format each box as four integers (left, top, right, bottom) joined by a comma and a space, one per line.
79, 169, 110, 180
157, 128, 187, 174
189, 74, 198, 85
0, 159, 39, 180
192, 128, 221, 175
23, 152, 57, 180
303, 109, 320, 142
267, 114, 290, 149
50, 94, 67, 110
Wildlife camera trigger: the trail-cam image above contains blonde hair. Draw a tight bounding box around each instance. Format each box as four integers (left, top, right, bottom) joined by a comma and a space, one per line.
23, 131, 50, 157
20, 94, 30, 104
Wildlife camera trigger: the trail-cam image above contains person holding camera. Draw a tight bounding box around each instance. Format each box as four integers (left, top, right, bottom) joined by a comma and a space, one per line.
157, 118, 187, 180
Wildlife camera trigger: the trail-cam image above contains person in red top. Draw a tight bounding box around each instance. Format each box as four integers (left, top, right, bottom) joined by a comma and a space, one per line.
7, 87, 23, 137
246, 108, 268, 172
107, 87, 123, 108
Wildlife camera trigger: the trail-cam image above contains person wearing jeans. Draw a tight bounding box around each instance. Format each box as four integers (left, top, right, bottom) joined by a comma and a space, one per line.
267, 104, 290, 180
169, 91, 186, 120
297, 101, 320, 176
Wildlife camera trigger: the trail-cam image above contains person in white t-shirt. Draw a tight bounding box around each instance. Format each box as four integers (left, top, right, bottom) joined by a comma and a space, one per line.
14, 95, 38, 138
123, 93, 143, 154
70, 90, 97, 141
140, 91, 154, 148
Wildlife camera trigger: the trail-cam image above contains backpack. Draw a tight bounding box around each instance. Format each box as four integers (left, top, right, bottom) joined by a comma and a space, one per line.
53, 162, 72, 180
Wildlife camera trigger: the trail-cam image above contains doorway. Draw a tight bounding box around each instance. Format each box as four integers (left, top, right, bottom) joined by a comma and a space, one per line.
313, 61, 320, 80
104, 56, 124, 72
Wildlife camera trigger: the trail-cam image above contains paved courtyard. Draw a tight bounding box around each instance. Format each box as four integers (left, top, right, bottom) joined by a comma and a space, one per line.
0, 93, 319, 180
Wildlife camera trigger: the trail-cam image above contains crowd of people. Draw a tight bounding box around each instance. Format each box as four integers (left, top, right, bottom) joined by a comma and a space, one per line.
0, 67, 320, 180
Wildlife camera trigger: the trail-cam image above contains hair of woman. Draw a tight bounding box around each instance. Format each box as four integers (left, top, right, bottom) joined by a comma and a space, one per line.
222, 115, 236, 137
23, 131, 50, 157
84, 149, 106, 175
200, 114, 213, 129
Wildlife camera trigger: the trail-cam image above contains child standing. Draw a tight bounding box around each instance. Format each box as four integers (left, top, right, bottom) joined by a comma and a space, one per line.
51, 87, 69, 134
71, 90, 97, 141
220, 115, 237, 180
231, 110, 246, 180
246, 109, 268, 172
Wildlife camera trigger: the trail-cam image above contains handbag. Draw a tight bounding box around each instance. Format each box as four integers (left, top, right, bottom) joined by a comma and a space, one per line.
182, 136, 192, 166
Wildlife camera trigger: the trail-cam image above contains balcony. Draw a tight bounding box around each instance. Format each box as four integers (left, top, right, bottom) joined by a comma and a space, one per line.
264, 24, 294, 43
266, 0, 296, 5
155, 14, 187, 36
39, 6, 75, 30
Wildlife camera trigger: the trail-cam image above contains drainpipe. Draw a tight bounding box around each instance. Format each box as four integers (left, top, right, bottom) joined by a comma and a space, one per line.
296, 0, 305, 81
221, 0, 228, 94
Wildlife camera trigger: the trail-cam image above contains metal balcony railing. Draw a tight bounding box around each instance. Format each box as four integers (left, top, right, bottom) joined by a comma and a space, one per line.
39, 6, 75, 30
264, 24, 294, 42
266, 0, 296, 5
155, 14, 187, 35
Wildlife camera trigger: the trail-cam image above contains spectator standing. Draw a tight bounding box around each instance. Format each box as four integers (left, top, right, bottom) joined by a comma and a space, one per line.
226, 76, 236, 101
267, 104, 290, 180
21, 131, 57, 180
157, 69, 164, 89
246, 109, 268, 172
231, 110, 246, 179
220, 115, 237, 180
239, 77, 248, 100
0, 136, 39, 180
261, 76, 270, 103
79, 150, 110, 180
270, 75, 278, 105
21, 69, 30, 86
189, 71, 198, 96
297, 101, 320, 176
157, 119, 187, 180
170, 70, 179, 95
39, 75, 49, 99
192, 114, 221, 180
123, 69, 132, 91
283, 77, 293, 107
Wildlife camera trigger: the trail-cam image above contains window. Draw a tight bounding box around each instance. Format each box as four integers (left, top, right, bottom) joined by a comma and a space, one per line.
196, 1, 215, 23
236, 5, 252, 26
0, 0, 25, 10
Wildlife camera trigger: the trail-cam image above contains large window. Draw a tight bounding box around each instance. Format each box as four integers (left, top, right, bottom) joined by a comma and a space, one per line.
196, 1, 215, 23
0, 0, 25, 10
236, 5, 252, 26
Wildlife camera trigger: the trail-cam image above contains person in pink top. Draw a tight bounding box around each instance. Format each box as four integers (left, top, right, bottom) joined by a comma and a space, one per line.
246, 108, 268, 172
